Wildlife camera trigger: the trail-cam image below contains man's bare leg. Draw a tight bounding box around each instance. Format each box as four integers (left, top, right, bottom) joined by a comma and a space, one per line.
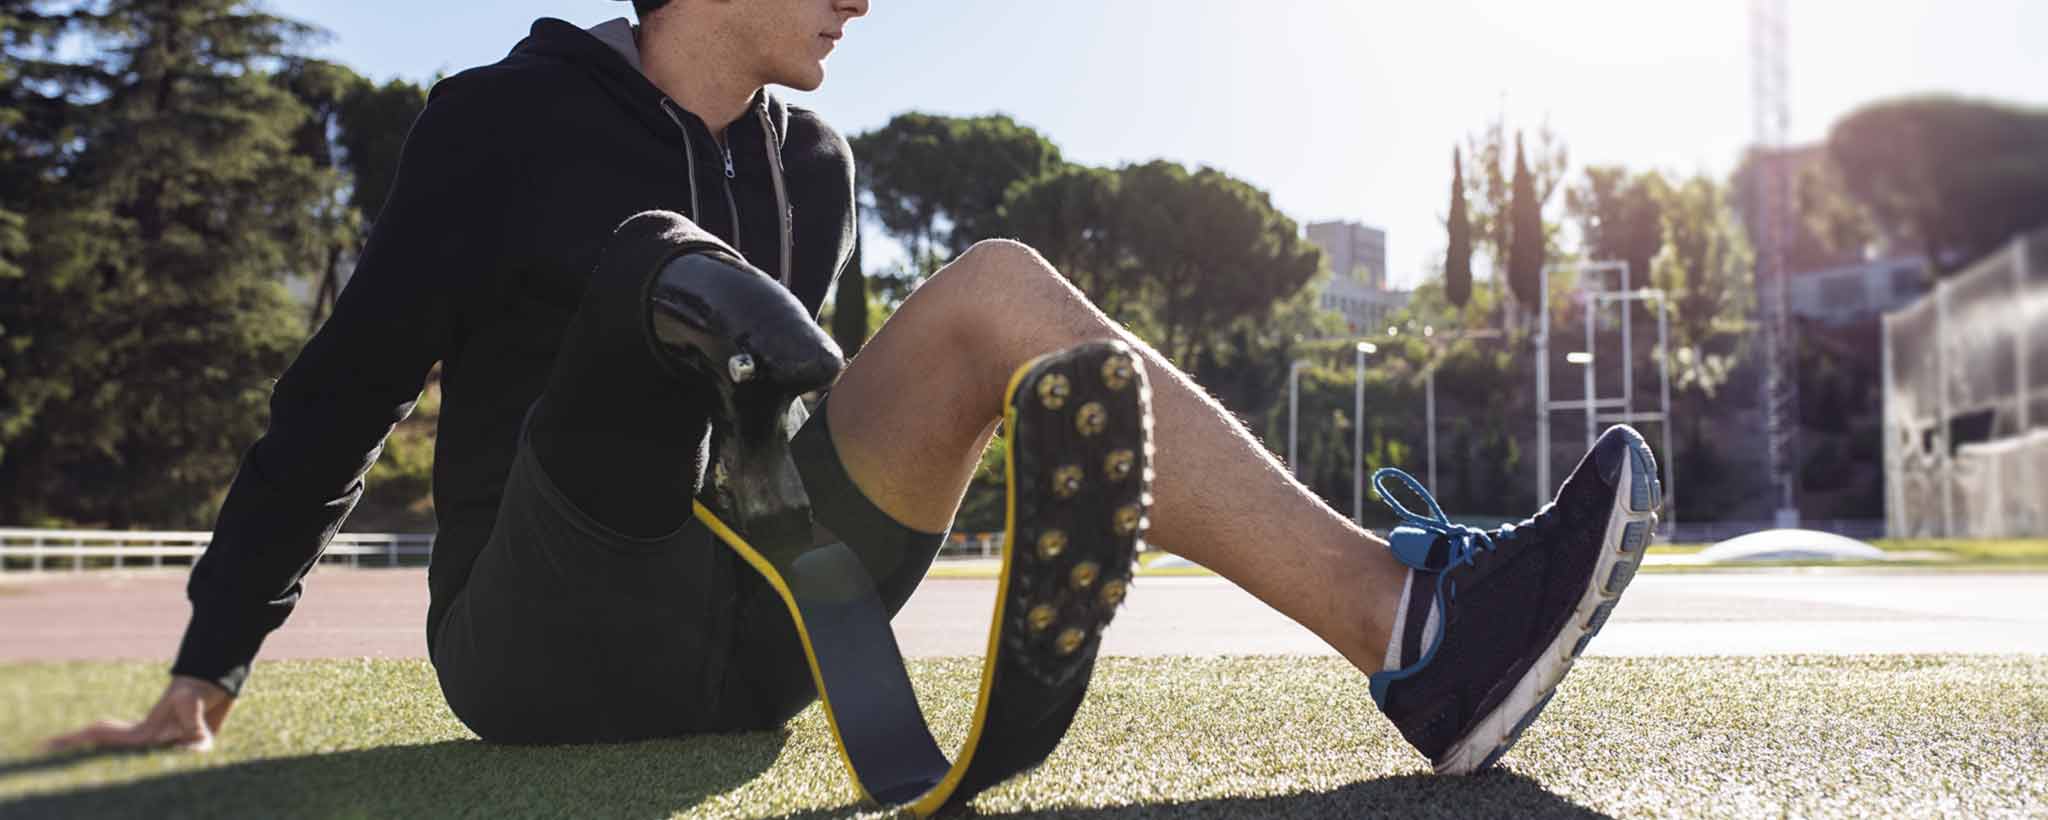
825, 240, 1407, 672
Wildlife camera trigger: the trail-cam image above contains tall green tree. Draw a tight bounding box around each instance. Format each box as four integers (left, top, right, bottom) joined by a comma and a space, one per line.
1461, 115, 1568, 283
274, 61, 426, 324
831, 233, 867, 356
0, 0, 336, 527
1506, 133, 1545, 312
1825, 95, 2048, 274
997, 163, 1132, 320
336, 77, 427, 223
1650, 174, 1753, 396
852, 112, 1062, 275
1110, 161, 1321, 371
275, 58, 364, 326
1730, 146, 1877, 274
1444, 147, 1472, 309
1566, 165, 1668, 285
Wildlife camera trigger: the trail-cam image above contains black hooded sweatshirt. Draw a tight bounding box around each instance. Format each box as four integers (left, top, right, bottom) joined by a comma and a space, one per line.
169, 18, 857, 695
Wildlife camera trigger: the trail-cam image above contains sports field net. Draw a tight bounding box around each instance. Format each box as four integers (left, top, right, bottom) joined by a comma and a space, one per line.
1883, 227, 2048, 538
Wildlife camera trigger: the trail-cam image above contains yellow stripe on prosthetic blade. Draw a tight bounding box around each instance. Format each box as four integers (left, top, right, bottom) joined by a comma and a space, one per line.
905, 354, 1039, 816
690, 502, 879, 805
691, 351, 1051, 817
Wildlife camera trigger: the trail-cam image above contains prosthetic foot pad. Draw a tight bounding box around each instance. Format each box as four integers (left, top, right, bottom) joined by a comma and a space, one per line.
695, 340, 1154, 815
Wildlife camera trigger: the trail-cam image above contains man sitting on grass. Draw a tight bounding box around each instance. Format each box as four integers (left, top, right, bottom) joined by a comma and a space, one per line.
46, 0, 1659, 778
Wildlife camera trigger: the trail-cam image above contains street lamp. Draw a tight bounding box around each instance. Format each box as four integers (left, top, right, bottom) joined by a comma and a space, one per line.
1568, 351, 1596, 451
1287, 360, 1311, 480
1353, 341, 1378, 524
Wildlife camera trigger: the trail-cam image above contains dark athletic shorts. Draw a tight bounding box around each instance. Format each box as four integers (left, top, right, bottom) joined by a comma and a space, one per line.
430, 397, 944, 744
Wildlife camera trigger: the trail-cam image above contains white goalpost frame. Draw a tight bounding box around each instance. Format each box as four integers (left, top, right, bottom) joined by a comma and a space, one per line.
1538, 260, 1677, 532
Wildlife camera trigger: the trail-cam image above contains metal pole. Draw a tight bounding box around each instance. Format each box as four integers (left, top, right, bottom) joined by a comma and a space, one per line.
1584, 288, 1598, 452
32, 534, 42, 574
1882, 312, 1900, 537
2015, 234, 2030, 435
1937, 280, 1953, 537
1658, 294, 1677, 532
1288, 361, 1306, 479
1537, 267, 1551, 505
1426, 368, 1438, 490
1622, 263, 1634, 425
1354, 343, 1366, 524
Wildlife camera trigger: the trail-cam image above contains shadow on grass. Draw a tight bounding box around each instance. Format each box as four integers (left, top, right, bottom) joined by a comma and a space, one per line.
0, 729, 789, 819
0, 748, 153, 780
944, 769, 1607, 820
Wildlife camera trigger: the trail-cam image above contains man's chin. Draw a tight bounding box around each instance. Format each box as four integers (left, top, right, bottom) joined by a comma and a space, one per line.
773, 64, 827, 92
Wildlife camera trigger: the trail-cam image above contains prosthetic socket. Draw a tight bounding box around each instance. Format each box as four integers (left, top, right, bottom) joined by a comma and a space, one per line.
640, 219, 844, 550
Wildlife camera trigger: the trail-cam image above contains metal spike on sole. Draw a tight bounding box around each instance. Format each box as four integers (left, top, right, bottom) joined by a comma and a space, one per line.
1003, 342, 1153, 689
1036, 529, 1068, 560
1038, 373, 1071, 410
1075, 402, 1107, 436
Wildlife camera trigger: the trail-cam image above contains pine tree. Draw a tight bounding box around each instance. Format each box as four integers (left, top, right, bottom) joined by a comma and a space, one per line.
1445, 147, 1473, 309
1506, 132, 1545, 314
0, 0, 338, 527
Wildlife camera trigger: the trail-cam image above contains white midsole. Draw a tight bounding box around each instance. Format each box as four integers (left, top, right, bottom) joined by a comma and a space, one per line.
1435, 446, 1658, 774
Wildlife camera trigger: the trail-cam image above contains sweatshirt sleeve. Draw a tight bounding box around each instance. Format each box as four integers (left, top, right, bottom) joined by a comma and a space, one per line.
170, 79, 515, 695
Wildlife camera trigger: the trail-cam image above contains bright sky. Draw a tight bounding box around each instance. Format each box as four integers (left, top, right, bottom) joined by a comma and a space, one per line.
268, 0, 2048, 288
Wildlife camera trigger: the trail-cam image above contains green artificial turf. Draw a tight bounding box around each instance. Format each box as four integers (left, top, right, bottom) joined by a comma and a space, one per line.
3, 656, 2043, 818
923, 540, 2048, 579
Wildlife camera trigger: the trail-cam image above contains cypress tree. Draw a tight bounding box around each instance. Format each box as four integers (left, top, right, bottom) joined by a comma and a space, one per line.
1445, 147, 1473, 309
1507, 132, 1545, 314
831, 233, 868, 357
0, 1, 338, 527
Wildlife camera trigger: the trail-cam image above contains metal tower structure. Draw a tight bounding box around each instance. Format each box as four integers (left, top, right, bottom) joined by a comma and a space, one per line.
1750, 0, 1802, 525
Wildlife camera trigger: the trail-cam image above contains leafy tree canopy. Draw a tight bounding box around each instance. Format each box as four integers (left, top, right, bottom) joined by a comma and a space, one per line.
1826, 95, 2048, 274
0, 0, 340, 526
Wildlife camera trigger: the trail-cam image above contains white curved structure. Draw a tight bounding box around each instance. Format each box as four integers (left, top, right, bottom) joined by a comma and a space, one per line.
1699, 529, 1887, 563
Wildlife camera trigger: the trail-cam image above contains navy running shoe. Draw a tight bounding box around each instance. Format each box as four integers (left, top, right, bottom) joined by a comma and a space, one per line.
1368, 425, 1661, 774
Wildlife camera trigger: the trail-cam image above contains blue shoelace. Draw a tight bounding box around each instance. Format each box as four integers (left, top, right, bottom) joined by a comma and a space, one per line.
1371, 467, 1509, 578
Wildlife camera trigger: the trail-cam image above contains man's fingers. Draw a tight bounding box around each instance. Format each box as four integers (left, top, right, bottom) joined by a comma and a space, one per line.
178, 693, 216, 752
41, 719, 147, 753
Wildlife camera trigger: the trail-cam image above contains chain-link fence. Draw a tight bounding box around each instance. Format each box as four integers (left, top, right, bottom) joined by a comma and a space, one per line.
1883, 227, 2047, 537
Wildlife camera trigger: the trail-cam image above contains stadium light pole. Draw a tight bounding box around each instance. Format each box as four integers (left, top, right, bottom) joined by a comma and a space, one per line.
1353, 341, 1378, 524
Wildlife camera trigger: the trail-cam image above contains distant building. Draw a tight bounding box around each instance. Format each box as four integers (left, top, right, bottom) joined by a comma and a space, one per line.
1735, 143, 1932, 326
1306, 220, 1408, 334
1789, 256, 1929, 325
1307, 220, 1387, 290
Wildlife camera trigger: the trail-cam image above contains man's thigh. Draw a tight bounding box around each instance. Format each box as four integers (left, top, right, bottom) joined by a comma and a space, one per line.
433, 400, 950, 742
431, 412, 741, 744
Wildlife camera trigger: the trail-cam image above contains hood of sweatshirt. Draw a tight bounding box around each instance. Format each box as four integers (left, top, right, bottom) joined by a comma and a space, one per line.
500, 18, 799, 285
509, 17, 791, 156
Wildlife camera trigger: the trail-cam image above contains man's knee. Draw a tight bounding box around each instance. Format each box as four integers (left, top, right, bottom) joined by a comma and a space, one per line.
919, 239, 1076, 324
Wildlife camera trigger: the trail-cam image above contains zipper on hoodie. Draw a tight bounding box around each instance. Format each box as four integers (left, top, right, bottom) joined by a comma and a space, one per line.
718, 139, 744, 254
658, 96, 793, 287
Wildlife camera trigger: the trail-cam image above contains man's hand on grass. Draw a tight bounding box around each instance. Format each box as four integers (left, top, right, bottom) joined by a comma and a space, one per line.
42, 675, 234, 754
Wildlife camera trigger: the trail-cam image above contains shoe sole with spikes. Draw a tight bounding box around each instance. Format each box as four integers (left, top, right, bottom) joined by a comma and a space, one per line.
1435, 425, 1662, 775
692, 340, 1154, 815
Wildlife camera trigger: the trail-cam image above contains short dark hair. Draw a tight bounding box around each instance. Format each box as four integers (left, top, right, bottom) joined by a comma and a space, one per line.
632, 0, 672, 17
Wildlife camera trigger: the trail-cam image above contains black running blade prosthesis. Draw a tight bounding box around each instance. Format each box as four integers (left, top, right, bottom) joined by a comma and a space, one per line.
696, 341, 1155, 816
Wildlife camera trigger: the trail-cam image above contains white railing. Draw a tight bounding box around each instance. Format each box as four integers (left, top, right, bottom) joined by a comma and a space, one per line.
0, 529, 434, 573
940, 532, 1004, 558
1, 528, 1114, 573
